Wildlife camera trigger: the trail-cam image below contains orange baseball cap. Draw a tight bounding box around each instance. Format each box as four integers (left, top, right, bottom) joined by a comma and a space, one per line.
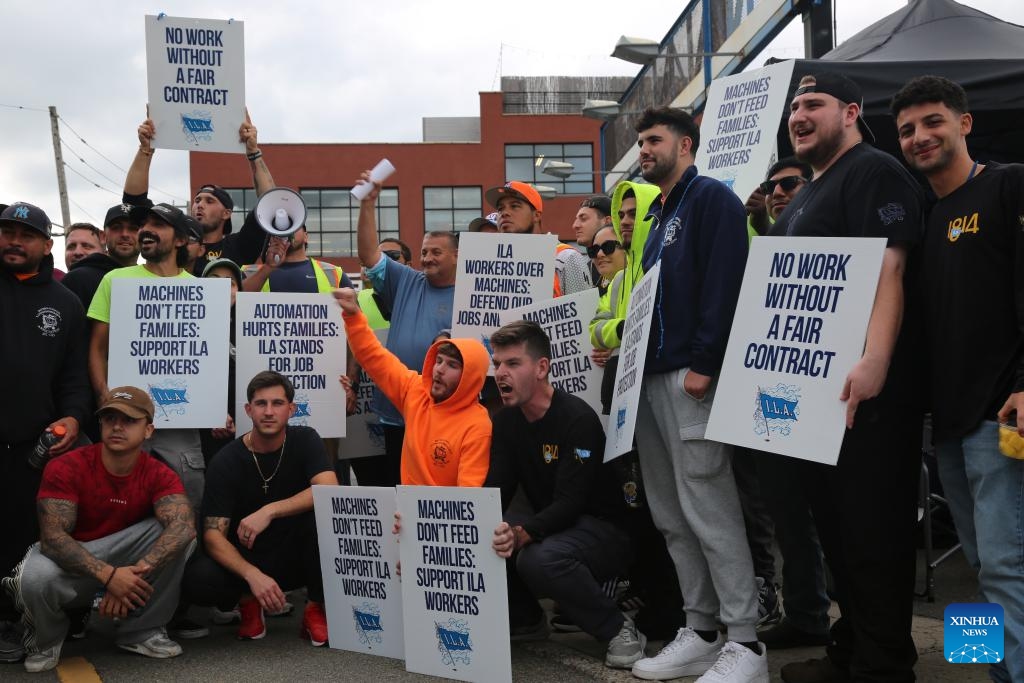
485, 181, 543, 212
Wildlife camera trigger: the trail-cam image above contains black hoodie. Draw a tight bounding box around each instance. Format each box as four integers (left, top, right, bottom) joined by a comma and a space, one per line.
61, 252, 124, 311
0, 255, 92, 444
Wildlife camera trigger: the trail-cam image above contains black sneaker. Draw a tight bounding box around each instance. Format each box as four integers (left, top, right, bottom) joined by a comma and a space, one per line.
0, 621, 24, 663
510, 615, 549, 642
168, 617, 209, 640
756, 577, 781, 626
759, 617, 830, 649
549, 614, 582, 633
780, 655, 851, 682
67, 608, 90, 640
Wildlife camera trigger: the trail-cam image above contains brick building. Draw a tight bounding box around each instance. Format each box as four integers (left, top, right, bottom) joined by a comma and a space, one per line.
188, 77, 631, 273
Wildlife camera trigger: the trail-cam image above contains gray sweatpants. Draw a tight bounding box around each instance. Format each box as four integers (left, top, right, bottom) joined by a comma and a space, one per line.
634, 368, 759, 643
144, 429, 205, 513
8, 518, 194, 651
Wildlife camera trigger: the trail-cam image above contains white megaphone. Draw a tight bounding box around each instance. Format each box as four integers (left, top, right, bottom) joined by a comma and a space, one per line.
255, 187, 307, 264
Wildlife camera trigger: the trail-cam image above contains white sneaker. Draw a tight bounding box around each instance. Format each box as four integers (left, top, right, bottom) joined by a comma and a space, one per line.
605, 615, 647, 669
24, 642, 62, 673
631, 627, 723, 680
695, 641, 768, 683
118, 629, 183, 659
211, 605, 241, 625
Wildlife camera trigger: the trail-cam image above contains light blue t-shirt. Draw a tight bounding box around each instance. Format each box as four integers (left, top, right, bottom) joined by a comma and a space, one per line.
366, 256, 454, 425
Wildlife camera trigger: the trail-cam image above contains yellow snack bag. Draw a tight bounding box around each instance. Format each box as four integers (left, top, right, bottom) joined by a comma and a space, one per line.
998, 422, 1024, 459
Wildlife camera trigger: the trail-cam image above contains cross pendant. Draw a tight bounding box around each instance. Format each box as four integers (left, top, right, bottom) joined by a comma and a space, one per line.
262, 482, 269, 494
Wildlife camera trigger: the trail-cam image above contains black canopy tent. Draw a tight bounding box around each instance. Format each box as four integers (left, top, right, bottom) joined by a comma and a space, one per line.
771, 0, 1024, 164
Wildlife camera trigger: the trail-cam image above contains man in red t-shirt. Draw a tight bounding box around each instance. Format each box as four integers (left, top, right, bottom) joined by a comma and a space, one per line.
2, 387, 196, 673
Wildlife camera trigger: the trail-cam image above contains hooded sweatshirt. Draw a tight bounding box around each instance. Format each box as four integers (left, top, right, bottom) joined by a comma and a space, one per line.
590, 182, 661, 350
1, 254, 92, 444
61, 252, 124, 311
342, 310, 491, 486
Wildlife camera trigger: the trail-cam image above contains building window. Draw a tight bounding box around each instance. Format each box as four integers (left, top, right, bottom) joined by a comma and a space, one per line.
505, 143, 594, 194
224, 188, 258, 222
424, 187, 481, 232
298, 188, 399, 258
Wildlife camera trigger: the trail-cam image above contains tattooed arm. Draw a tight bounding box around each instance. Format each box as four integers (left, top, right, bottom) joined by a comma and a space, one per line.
203, 515, 287, 613
38, 498, 108, 582
137, 494, 195, 572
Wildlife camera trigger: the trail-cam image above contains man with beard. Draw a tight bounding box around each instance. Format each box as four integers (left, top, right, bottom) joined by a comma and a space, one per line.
125, 113, 274, 275
892, 74, 1023, 683
355, 174, 458, 486
240, 225, 352, 293
768, 73, 925, 683
0, 203, 91, 659
485, 181, 593, 296
627, 107, 766, 683
182, 371, 336, 646
62, 204, 142, 311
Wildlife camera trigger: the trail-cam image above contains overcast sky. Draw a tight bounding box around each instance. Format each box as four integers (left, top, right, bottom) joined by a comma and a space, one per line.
2, 0, 1021, 269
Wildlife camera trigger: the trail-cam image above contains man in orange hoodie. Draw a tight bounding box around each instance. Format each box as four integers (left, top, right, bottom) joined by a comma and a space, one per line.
332, 288, 491, 487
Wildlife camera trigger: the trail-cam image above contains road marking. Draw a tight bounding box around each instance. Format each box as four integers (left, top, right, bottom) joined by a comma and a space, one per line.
57, 656, 102, 683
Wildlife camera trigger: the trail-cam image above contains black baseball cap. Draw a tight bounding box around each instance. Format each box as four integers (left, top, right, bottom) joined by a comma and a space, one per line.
104, 203, 142, 228
0, 202, 51, 238
195, 184, 235, 234
139, 203, 193, 238
794, 72, 876, 143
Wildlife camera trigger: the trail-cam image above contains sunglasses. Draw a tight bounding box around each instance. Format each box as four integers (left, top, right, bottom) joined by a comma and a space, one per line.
586, 240, 623, 258
759, 175, 807, 195
382, 249, 403, 261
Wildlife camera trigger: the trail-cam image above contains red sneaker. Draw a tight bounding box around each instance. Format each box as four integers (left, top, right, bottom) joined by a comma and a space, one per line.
301, 601, 328, 647
237, 597, 266, 640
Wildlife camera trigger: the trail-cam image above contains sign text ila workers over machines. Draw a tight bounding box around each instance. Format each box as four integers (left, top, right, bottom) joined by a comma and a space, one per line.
108, 278, 230, 428
145, 14, 245, 153
235, 292, 347, 437
695, 60, 795, 199
451, 232, 556, 350
706, 237, 885, 465
313, 485, 403, 660
396, 486, 511, 683
502, 288, 602, 416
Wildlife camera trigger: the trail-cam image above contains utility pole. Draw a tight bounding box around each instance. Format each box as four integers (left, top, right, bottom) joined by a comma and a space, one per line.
48, 106, 71, 230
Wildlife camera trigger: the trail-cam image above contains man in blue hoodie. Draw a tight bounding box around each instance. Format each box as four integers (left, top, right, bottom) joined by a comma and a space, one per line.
628, 107, 766, 683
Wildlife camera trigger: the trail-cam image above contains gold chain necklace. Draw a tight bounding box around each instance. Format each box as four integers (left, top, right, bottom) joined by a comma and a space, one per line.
246, 432, 286, 494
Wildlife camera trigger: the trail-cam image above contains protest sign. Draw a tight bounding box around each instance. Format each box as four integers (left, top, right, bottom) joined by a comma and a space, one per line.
338, 329, 388, 461
108, 278, 230, 428
604, 262, 660, 462
451, 232, 556, 351
313, 485, 403, 660
695, 60, 795, 198
396, 486, 510, 683
145, 14, 245, 153
235, 293, 347, 437
706, 237, 885, 465
503, 288, 602, 415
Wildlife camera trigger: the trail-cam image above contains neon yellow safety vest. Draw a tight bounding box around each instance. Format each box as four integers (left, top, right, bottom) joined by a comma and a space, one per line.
257, 259, 343, 293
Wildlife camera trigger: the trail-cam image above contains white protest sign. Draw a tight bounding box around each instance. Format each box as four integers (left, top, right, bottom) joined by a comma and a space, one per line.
604, 262, 660, 462
235, 293, 347, 437
313, 485, 403, 660
339, 329, 388, 461
695, 60, 795, 198
109, 278, 230, 428
503, 288, 602, 416
145, 14, 245, 153
396, 486, 511, 683
706, 237, 885, 465
452, 232, 556, 350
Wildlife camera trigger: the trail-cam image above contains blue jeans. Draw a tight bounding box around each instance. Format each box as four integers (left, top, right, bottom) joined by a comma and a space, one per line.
935, 420, 1024, 683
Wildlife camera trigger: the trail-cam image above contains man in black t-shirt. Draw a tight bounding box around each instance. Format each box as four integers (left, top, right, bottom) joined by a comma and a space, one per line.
182, 371, 337, 646
892, 75, 1024, 683
769, 73, 925, 683
484, 321, 642, 670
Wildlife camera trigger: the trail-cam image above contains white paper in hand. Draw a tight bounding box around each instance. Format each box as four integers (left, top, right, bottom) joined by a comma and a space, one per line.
351, 159, 396, 200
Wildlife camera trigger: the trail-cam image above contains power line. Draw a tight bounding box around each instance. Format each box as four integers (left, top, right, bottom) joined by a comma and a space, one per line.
62, 163, 121, 197
67, 198, 97, 223
0, 103, 48, 112
60, 137, 124, 191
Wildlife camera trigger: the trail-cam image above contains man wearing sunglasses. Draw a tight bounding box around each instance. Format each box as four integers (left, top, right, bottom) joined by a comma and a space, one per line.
744, 158, 811, 236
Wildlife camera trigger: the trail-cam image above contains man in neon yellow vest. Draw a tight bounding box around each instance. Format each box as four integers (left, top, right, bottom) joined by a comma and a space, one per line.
241, 225, 352, 293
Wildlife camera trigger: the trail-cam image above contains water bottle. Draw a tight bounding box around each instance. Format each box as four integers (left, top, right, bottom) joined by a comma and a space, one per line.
621, 457, 645, 510
28, 425, 67, 470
